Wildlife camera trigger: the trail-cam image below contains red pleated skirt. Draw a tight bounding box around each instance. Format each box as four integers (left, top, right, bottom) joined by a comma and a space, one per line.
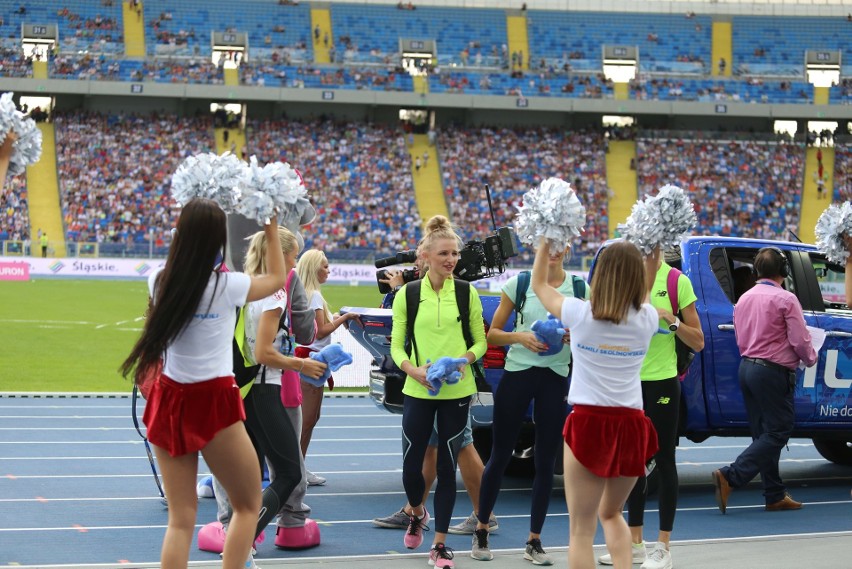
142, 374, 246, 457
563, 404, 659, 478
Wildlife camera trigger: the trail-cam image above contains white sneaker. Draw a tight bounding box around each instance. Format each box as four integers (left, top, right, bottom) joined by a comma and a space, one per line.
640, 543, 671, 569
306, 470, 326, 486
598, 541, 646, 565
244, 552, 258, 569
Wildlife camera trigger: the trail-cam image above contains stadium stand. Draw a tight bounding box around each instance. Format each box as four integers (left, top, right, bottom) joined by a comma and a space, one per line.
53, 111, 215, 256
732, 16, 852, 77
142, 0, 312, 57
834, 143, 851, 202
247, 117, 421, 257
330, 5, 507, 68
0, 174, 30, 253
0, 42, 32, 78
0, 1, 123, 54
527, 11, 712, 74
636, 134, 805, 240
239, 61, 412, 90
437, 126, 610, 261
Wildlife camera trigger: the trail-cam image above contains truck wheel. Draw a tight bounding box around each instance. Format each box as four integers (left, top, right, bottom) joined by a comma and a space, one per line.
812, 438, 852, 466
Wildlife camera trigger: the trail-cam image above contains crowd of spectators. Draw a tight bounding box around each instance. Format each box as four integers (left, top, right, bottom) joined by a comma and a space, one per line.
247, 118, 421, 257
0, 174, 29, 246
47, 54, 223, 83
0, 46, 32, 78
834, 143, 851, 202
129, 57, 223, 84
636, 136, 804, 239
240, 62, 408, 90
53, 111, 215, 251
436, 126, 610, 260
50, 52, 122, 80
630, 76, 811, 103
56, 7, 123, 48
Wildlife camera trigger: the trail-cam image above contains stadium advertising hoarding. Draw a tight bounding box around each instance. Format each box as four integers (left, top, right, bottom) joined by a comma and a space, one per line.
0, 257, 587, 290
0, 260, 29, 281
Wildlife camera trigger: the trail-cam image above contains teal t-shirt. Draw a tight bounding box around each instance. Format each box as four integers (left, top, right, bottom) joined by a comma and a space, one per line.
501, 272, 589, 375
640, 262, 698, 381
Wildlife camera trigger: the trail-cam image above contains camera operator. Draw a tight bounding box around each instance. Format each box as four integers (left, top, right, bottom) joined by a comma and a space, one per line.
379, 255, 425, 308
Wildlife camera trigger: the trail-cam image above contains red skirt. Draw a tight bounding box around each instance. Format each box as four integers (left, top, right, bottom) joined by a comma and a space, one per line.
563, 404, 659, 478
142, 374, 246, 457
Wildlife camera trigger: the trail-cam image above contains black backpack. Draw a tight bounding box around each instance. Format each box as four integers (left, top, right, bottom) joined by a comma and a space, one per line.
404, 278, 488, 389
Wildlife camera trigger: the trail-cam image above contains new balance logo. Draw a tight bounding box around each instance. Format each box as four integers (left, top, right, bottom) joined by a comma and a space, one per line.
656, 397, 671, 404
655, 290, 668, 297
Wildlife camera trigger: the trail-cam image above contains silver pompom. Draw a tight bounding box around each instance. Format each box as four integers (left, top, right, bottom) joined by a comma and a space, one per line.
815, 203, 852, 265
170, 152, 247, 210
619, 184, 697, 255
237, 156, 307, 225
515, 177, 586, 251
7, 113, 42, 176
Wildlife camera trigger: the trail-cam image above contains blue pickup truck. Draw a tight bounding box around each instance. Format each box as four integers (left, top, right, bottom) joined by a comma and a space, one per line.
343, 236, 852, 469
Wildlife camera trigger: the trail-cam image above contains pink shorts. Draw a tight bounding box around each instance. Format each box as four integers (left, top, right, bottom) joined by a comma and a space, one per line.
143, 374, 246, 457
563, 404, 658, 478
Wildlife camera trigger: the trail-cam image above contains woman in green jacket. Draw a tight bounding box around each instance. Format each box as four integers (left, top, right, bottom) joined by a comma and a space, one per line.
390, 215, 487, 569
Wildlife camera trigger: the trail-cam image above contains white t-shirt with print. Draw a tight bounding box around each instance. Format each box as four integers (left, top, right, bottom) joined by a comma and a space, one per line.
245, 289, 291, 386
149, 270, 251, 383
560, 297, 658, 410
302, 290, 331, 351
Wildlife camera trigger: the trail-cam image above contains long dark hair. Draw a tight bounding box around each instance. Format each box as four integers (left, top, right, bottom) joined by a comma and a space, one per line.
120, 198, 228, 383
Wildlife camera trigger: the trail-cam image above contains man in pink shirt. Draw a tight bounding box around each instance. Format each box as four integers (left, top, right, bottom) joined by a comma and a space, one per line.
712, 247, 818, 514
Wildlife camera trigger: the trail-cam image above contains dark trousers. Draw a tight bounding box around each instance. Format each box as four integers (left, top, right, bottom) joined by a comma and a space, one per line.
402, 395, 469, 534
722, 359, 794, 504
627, 377, 681, 532
243, 383, 303, 539
477, 367, 566, 534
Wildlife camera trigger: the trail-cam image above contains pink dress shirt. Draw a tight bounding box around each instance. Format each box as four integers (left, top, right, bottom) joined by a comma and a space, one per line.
733, 279, 818, 370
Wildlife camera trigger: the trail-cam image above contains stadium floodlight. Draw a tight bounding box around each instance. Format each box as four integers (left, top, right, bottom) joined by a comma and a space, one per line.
805, 50, 840, 88
211, 31, 249, 69
602, 45, 638, 83
400, 38, 436, 77
21, 23, 57, 59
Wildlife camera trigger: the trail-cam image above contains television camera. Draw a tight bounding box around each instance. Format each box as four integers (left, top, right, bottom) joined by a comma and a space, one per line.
374, 185, 519, 293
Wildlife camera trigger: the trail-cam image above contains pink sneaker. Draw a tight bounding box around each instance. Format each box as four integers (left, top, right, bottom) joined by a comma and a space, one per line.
429, 543, 455, 568
403, 508, 430, 550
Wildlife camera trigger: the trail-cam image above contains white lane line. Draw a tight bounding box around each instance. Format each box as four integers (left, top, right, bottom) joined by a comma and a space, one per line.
0, 414, 398, 419
677, 442, 814, 450
0, 441, 144, 444
0, 425, 402, 431
1, 512, 852, 533
5, 469, 406, 479
0, 488, 531, 502
1, 452, 403, 460
0, 438, 401, 444
0, 319, 98, 325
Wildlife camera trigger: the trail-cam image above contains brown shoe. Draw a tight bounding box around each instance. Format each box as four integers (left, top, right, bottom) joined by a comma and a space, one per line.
766, 494, 803, 511
712, 469, 732, 514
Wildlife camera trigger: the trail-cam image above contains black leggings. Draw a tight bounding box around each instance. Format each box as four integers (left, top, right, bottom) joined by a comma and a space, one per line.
626, 377, 680, 532
402, 394, 470, 534
243, 383, 303, 540
478, 367, 567, 534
